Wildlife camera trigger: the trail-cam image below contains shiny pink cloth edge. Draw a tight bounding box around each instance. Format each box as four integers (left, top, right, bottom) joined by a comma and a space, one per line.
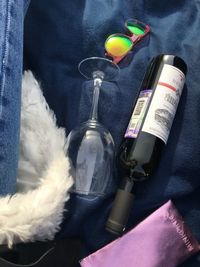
80, 200, 200, 267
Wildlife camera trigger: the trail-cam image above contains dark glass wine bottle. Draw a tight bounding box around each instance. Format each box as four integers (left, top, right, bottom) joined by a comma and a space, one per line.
106, 54, 187, 235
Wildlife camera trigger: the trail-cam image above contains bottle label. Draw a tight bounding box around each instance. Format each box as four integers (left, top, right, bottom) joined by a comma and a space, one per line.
125, 89, 152, 138
142, 64, 185, 144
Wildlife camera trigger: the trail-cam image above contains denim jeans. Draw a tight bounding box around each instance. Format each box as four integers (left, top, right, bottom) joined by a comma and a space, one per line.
0, 0, 30, 195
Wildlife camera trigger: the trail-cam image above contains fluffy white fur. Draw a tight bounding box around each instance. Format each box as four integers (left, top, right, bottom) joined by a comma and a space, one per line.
0, 72, 73, 247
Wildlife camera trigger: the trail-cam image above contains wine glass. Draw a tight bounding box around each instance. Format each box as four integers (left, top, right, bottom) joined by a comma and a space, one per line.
65, 57, 120, 196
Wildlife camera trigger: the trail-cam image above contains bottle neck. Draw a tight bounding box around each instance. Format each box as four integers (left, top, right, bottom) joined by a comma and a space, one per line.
119, 176, 135, 193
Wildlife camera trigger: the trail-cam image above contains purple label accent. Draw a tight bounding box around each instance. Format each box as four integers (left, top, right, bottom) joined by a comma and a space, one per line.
125, 89, 152, 139
140, 89, 152, 95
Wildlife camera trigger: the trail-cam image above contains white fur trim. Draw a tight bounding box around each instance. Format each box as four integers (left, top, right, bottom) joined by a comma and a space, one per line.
0, 71, 73, 247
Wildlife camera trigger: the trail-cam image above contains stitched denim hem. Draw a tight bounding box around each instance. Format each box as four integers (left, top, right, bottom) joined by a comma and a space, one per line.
0, 0, 11, 117
0, 0, 26, 195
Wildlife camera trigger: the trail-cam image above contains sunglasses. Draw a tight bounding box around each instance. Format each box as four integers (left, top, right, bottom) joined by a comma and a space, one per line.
105, 19, 150, 64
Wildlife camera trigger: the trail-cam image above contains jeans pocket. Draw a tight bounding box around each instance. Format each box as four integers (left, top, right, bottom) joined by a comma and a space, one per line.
0, 238, 82, 267
0, 246, 54, 267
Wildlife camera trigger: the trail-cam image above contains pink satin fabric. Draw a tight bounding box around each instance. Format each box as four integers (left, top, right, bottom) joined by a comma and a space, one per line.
80, 200, 200, 267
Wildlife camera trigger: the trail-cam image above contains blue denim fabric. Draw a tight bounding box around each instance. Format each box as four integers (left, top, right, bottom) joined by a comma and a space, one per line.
24, 0, 200, 266
0, 0, 30, 195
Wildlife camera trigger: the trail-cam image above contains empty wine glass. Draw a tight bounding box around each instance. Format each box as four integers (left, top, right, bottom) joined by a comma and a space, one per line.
65, 57, 120, 196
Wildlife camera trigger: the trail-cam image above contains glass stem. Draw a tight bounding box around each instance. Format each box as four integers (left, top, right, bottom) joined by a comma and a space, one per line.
89, 71, 104, 121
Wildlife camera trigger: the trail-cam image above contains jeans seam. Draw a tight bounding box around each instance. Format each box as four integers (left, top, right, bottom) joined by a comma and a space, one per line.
0, 0, 12, 118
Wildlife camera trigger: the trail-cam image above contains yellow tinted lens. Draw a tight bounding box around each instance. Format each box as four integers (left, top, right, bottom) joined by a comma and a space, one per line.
105, 35, 132, 57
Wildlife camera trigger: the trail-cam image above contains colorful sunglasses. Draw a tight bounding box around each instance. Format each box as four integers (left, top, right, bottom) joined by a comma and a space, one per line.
105, 19, 150, 64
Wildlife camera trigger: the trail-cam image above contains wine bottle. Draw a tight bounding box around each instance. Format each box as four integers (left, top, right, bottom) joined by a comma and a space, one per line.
106, 54, 187, 235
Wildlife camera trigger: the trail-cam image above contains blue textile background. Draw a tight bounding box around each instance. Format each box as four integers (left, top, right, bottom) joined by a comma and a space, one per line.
24, 0, 200, 266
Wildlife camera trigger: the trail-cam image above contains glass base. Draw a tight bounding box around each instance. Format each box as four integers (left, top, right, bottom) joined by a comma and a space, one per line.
78, 57, 120, 81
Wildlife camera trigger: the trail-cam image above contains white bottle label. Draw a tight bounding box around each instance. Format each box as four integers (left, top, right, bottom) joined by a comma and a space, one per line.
125, 90, 152, 138
142, 64, 185, 144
